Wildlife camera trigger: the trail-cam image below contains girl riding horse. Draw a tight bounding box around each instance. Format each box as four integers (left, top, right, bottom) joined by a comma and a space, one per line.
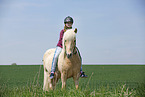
50, 16, 87, 79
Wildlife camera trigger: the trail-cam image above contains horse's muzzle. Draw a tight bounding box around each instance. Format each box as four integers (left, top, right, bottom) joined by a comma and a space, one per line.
67, 53, 72, 58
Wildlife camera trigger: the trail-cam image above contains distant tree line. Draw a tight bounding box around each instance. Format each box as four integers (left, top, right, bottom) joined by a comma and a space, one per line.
11, 63, 17, 65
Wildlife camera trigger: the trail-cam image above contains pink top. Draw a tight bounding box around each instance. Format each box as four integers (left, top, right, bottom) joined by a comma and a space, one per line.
57, 29, 64, 48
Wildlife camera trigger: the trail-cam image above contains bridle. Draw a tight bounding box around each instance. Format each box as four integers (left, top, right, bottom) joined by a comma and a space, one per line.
64, 43, 77, 58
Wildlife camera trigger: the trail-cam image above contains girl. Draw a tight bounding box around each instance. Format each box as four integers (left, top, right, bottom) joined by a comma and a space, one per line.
50, 16, 87, 79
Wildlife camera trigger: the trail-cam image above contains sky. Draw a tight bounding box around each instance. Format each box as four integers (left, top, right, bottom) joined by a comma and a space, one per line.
0, 0, 145, 65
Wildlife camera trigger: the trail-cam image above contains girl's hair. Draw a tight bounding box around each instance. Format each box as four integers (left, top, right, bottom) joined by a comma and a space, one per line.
64, 26, 72, 32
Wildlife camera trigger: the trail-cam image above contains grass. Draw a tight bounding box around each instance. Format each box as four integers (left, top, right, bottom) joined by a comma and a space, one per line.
0, 84, 138, 97
0, 65, 145, 96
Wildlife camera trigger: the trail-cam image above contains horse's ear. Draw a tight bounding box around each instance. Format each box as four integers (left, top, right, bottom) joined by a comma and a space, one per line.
74, 28, 77, 33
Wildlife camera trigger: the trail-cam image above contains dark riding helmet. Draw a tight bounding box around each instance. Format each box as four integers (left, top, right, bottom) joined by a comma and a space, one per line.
64, 16, 73, 24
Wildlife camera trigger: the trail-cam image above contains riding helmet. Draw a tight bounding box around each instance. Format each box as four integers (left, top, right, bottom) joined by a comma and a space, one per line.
64, 16, 74, 24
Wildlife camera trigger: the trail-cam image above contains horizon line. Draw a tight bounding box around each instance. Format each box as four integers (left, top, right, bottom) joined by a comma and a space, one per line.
0, 63, 145, 65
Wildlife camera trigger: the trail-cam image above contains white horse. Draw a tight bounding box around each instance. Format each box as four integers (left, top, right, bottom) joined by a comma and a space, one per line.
43, 29, 81, 91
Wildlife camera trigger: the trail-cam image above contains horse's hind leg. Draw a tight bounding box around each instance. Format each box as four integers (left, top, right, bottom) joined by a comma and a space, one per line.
49, 80, 53, 90
52, 73, 60, 89
43, 68, 49, 91
43, 69, 53, 90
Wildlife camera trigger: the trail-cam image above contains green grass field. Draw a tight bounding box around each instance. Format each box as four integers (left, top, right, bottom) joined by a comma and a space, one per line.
0, 65, 145, 96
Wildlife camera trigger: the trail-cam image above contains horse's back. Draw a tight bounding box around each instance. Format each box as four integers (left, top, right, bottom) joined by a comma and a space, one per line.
43, 48, 56, 73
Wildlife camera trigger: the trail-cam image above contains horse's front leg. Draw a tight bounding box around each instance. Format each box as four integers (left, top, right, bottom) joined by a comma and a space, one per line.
73, 73, 80, 89
61, 71, 67, 89
75, 80, 79, 89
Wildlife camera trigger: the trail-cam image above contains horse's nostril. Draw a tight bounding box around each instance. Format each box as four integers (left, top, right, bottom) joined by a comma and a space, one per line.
67, 53, 72, 58
67, 54, 69, 58
70, 53, 72, 56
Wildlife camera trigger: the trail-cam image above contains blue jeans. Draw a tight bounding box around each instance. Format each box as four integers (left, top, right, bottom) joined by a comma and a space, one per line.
51, 46, 62, 72
51, 46, 82, 72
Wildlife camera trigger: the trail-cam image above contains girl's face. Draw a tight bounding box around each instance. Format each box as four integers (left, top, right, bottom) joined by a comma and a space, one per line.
65, 22, 73, 28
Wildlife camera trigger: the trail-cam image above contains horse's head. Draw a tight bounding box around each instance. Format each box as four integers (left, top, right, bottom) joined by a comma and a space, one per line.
63, 28, 77, 58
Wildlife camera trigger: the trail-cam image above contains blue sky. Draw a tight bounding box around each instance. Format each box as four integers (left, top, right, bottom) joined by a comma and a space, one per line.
0, 0, 145, 65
